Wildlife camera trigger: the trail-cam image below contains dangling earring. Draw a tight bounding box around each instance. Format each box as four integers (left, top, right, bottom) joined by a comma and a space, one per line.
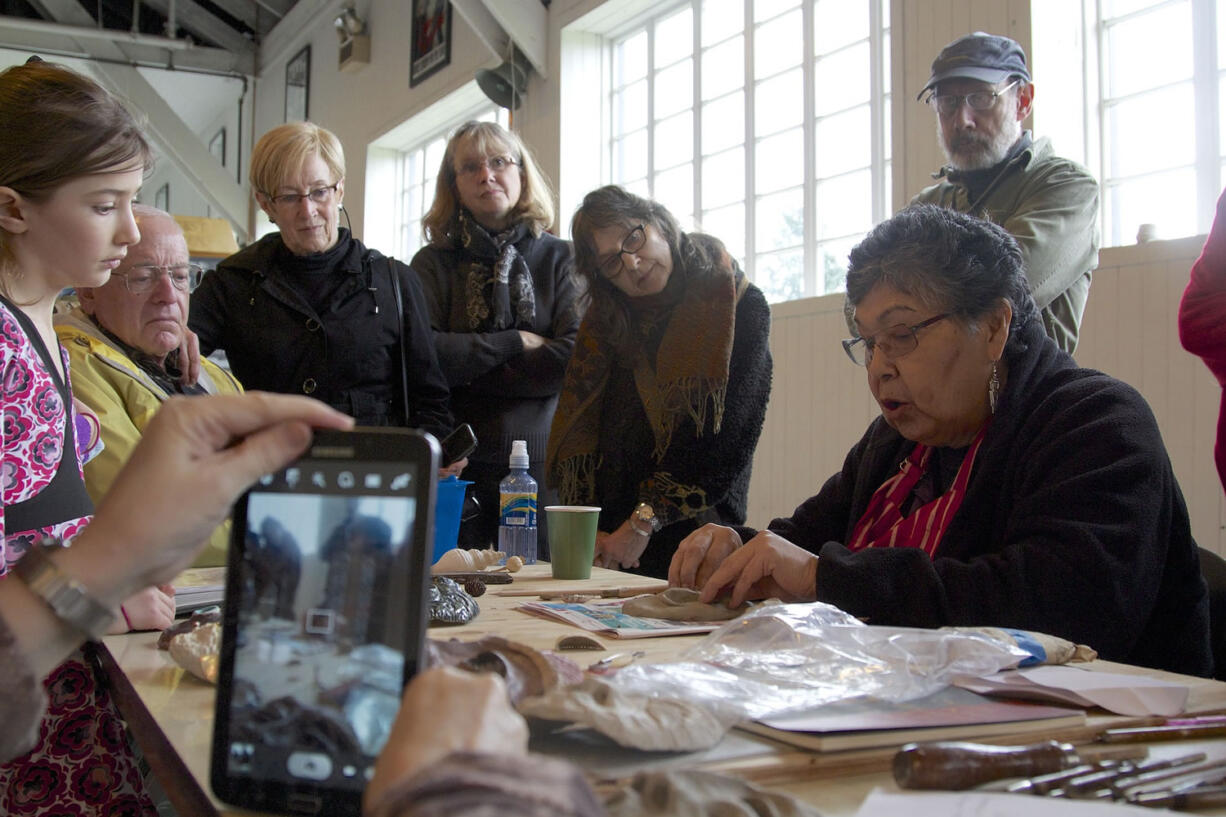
268, 216, 276, 224
988, 362, 1001, 415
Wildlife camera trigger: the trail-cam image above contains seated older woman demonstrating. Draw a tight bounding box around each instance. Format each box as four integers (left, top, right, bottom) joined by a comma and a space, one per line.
547, 186, 772, 579
670, 205, 1211, 677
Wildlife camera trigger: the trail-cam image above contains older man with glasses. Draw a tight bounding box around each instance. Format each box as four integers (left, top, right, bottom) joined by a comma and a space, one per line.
911, 32, 1100, 355
55, 204, 242, 567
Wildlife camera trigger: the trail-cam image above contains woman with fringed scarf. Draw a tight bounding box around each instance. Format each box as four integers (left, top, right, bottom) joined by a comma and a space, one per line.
412, 122, 580, 552
547, 186, 772, 579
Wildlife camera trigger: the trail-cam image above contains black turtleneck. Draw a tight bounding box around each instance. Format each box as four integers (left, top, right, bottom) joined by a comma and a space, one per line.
276, 228, 360, 314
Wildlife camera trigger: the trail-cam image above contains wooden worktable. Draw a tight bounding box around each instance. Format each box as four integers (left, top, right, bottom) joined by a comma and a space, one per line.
101, 564, 1226, 816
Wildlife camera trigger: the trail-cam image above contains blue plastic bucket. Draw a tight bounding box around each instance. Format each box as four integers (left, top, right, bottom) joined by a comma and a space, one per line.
432, 477, 472, 564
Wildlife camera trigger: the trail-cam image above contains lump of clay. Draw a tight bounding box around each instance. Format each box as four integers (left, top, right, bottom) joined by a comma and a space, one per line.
428, 576, 480, 625
518, 677, 729, 751
168, 621, 221, 683
157, 605, 221, 650
622, 587, 747, 622
426, 636, 582, 703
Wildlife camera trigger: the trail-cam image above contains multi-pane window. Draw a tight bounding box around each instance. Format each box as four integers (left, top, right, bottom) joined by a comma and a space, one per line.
609, 0, 891, 302
397, 107, 508, 259
1096, 0, 1219, 244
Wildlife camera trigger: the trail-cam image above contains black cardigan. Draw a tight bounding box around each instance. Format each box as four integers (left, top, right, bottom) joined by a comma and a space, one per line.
743, 318, 1211, 677
190, 230, 452, 437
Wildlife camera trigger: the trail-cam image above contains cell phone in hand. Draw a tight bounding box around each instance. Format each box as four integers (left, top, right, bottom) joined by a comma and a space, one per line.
439, 423, 477, 466
211, 428, 438, 816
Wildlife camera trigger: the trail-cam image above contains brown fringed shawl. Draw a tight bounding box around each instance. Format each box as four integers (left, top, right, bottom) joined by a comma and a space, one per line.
547, 233, 749, 505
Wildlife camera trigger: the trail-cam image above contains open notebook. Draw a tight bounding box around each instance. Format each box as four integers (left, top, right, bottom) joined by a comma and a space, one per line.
740, 686, 1085, 752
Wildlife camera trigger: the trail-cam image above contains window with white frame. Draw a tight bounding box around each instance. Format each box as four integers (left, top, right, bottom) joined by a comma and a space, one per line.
1097, 0, 1219, 245
1037, 0, 1220, 245
608, 0, 890, 302
396, 107, 509, 260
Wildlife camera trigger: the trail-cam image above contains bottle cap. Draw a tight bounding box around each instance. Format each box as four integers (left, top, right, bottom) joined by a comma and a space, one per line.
509, 439, 529, 469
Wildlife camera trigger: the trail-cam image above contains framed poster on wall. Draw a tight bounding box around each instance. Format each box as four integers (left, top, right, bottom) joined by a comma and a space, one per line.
410, 0, 450, 87
285, 46, 310, 121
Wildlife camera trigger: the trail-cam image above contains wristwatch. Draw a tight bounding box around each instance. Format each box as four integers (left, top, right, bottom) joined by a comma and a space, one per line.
630, 502, 661, 538
14, 537, 116, 641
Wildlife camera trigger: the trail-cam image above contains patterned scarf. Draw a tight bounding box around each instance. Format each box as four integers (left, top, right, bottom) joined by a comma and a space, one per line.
846, 424, 990, 556
458, 209, 536, 330
547, 233, 748, 505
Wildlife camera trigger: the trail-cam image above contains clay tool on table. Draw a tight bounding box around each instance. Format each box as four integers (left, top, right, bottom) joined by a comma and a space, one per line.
435, 571, 514, 584
892, 739, 1148, 791
496, 584, 670, 599
588, 650, 645, 672
1098, 722, 1226, 743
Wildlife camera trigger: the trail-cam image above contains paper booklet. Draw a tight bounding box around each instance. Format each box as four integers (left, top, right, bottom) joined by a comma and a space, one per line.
740, 686, 1085, 752
954, 665, 1190, 717
172, 566, 226, 616
517, 597, 725, 638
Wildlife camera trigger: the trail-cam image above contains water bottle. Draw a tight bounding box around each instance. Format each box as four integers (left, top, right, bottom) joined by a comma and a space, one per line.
498, 440, 538, 564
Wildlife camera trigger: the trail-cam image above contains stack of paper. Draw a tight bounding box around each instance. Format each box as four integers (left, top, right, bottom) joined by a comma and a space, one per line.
173, 566, 225, 616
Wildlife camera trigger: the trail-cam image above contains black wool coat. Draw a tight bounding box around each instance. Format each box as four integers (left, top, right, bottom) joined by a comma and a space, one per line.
742, 318, 1211, 677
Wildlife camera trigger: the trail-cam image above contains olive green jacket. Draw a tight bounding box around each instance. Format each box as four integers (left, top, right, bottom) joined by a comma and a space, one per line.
912, 135, 1100, 355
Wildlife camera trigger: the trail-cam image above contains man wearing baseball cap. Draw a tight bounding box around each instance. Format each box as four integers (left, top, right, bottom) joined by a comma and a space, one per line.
912, 32, 1099, 355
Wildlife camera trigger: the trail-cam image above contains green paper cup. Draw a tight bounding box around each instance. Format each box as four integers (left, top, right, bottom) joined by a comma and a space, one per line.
545, 506, 601, 580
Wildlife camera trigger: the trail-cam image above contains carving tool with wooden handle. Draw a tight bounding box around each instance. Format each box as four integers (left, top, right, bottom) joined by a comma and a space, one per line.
893, 740, 1148, 791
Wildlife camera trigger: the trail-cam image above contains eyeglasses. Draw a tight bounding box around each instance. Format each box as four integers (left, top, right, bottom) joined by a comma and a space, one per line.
456, 155, 520, 177
842, 314, 949, 366
926, 81, 1018, 117
597, 224, 646, 279
268, 183, 340, 208
113, 263, 203, 295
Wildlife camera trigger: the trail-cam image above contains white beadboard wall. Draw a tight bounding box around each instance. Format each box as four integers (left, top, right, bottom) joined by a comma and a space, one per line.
745, 238, 1226, 556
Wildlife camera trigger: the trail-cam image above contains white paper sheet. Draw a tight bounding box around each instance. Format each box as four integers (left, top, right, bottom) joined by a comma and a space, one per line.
855, 787, 1161, 816
954, 665, 1188, 716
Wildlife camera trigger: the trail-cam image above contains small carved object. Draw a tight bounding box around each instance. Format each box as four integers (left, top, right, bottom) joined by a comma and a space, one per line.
464, 578, 486, 597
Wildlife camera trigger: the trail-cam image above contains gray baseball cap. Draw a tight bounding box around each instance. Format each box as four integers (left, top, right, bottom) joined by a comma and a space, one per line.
917, 32, 1031, 99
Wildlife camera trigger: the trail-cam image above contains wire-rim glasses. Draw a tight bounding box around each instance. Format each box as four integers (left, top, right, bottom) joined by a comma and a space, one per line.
114, 263, 203, 294
598, 224, 646, 279
926, 80, 1018, 117
269, 182, 340, 208
842, 314, 949, 366
456, 154, 521, 177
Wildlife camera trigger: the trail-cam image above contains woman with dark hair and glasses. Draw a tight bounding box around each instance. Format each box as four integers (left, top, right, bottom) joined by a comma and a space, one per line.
547, 185, 772, 578
412, 121, 579, 549
189, 122, 453, 438
671, 205, 1211, 677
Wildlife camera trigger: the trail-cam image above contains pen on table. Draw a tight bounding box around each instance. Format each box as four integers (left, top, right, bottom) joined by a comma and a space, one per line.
495, 584, 670, 599
1098, 722, 1226, 743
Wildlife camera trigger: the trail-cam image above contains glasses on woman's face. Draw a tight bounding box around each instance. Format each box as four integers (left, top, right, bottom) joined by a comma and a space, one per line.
842, 314, 949, 366
113, 263, 203, 295
456, 154, 520, 177
269, 183, 340, 208
597, 224, 647, 279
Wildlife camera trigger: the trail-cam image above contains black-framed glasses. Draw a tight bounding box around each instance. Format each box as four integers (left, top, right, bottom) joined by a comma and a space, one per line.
842, 314, 949, 366
597, 224, 646, 279
269, 182, 340, 208
926, 80, 1018, 117
456, 155, 520, 177
114, 263, 203, 294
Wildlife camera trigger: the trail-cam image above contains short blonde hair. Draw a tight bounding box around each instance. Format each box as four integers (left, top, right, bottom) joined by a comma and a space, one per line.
422, 121, 555, 244
249, 121, 345, 197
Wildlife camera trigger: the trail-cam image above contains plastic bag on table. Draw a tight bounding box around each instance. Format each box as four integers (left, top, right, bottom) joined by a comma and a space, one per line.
609, 601, 1033, 721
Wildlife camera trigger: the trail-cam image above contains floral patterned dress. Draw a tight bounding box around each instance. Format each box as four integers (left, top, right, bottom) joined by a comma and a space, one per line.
0, 299, 155, 816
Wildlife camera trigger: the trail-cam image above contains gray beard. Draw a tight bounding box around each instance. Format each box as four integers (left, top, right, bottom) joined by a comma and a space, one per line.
940, 119, 1022, 171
